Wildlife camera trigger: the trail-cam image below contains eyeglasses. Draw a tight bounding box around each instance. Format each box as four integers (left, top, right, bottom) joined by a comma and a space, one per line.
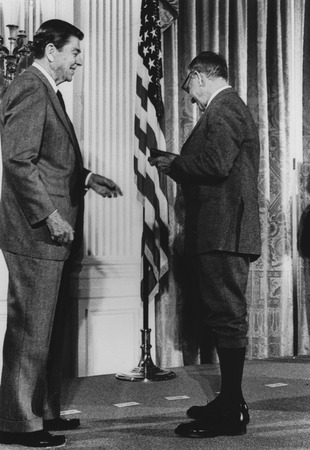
181, 70, 196, 93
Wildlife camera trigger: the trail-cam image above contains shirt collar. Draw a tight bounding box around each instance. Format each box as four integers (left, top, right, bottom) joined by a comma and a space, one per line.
206, 85, 231, 109
32, 61, 57, 93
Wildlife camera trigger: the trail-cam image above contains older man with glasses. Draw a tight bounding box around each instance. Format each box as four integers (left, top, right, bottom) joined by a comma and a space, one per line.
149, 51, 261, 438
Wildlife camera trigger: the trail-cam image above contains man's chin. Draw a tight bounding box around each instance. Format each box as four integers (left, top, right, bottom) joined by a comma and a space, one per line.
66, 72, 76, 82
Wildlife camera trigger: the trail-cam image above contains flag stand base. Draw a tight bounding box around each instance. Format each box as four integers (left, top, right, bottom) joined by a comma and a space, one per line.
115, 328, 176, 382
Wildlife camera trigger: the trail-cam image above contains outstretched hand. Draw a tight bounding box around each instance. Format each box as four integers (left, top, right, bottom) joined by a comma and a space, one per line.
88, 173, 123, 198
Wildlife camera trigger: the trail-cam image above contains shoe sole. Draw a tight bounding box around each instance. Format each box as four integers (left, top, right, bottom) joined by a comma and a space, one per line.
187, 412, 250, 425
175, 427, 247, 438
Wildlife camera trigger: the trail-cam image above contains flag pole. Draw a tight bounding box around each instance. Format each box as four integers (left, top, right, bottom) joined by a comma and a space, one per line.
115, 0, 175, 382
115, 240, 175, 382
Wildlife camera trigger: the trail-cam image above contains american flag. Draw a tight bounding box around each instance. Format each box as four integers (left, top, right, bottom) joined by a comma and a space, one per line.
134, 0, 169, 305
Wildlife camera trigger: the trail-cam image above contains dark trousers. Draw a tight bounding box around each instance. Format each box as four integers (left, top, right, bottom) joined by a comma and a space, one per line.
0, 251, 69, 432
188, 251, 250, 349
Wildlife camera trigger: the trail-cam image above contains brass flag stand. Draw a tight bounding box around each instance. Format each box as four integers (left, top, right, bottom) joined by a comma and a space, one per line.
116, 0, 177, 383
115, 260, 176, 382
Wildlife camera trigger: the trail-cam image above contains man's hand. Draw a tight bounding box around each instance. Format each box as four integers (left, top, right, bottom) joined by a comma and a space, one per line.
87, 173, 123, 198
46, 210, 75, 246
148, 154, 177, 175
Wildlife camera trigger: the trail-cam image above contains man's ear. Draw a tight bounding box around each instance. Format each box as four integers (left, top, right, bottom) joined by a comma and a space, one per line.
197, 71, 203, 87
198, 72, 206, 86
46, 43, 56, 62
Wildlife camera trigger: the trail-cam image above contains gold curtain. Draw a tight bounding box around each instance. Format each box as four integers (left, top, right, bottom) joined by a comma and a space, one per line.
299, 0, 310, 355
156, 0, 309, 367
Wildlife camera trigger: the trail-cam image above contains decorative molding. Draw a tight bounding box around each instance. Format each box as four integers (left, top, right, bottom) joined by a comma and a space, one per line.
76, 296, 142, 376
74, 0, 143, 262
70, 257, 141, 299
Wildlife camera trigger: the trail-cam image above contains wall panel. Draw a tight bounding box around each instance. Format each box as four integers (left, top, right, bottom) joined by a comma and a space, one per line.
74, 0, 142, 260
70, 0, 147, 375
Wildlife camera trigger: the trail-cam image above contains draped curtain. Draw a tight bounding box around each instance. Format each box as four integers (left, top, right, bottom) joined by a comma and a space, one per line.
156, 0, 309, 367
300, 0, 310, 356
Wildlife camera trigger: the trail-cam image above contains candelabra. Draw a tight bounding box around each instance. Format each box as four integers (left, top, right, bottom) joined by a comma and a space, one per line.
0, 25, 34, 98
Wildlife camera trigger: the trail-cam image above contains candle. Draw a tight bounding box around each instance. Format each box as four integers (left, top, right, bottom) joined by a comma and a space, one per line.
20, 0, 25, 31
28, 0, 34, 41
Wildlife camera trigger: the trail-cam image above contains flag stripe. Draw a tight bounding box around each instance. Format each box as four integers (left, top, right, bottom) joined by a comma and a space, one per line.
134, 0, 169, 303
136, 75, 148, 111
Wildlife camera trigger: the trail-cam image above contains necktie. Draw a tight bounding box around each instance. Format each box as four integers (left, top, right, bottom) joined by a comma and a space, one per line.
56, 90, 67, 113
56, 90, 83, 167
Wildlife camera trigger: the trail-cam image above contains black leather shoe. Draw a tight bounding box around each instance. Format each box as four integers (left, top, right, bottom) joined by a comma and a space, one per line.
44, 418, 80, 431
175, 415, 247, 438
0, 430, 66, 447
187, 399, 250, 425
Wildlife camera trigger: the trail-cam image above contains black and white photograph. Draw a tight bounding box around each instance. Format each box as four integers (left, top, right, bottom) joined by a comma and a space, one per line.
0, 0, 308, 448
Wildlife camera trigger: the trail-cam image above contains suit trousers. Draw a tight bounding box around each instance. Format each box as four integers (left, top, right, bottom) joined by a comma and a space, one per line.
0, 251, 65, 432
188, 251, 250, 348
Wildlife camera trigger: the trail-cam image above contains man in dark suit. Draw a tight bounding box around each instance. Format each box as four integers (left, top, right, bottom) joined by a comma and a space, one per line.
150, 51, 261, 438
0, 19, 122, 448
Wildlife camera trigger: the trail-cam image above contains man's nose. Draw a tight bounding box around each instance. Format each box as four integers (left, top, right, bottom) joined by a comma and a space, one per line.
77, 54, 83, 66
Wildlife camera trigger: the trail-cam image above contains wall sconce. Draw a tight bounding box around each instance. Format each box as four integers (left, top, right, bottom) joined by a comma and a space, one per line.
0, 24, 34, 98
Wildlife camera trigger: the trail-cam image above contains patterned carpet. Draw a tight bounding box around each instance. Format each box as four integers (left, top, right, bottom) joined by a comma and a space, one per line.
4, 358, 310, 449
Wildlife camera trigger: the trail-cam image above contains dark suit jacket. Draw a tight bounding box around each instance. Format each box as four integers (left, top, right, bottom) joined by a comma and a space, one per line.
170, 88, 261, 261
0, 66, 89, 261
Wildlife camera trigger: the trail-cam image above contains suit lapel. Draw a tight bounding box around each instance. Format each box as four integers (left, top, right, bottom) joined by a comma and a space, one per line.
27, 66, 83, 168
185, 109, 208, 142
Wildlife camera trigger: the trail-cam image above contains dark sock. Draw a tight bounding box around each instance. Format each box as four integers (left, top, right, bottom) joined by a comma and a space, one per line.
216, 346, 246, 408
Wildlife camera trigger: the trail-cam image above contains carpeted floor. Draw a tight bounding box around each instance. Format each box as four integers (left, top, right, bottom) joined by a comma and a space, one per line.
2, 357, 310, 449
